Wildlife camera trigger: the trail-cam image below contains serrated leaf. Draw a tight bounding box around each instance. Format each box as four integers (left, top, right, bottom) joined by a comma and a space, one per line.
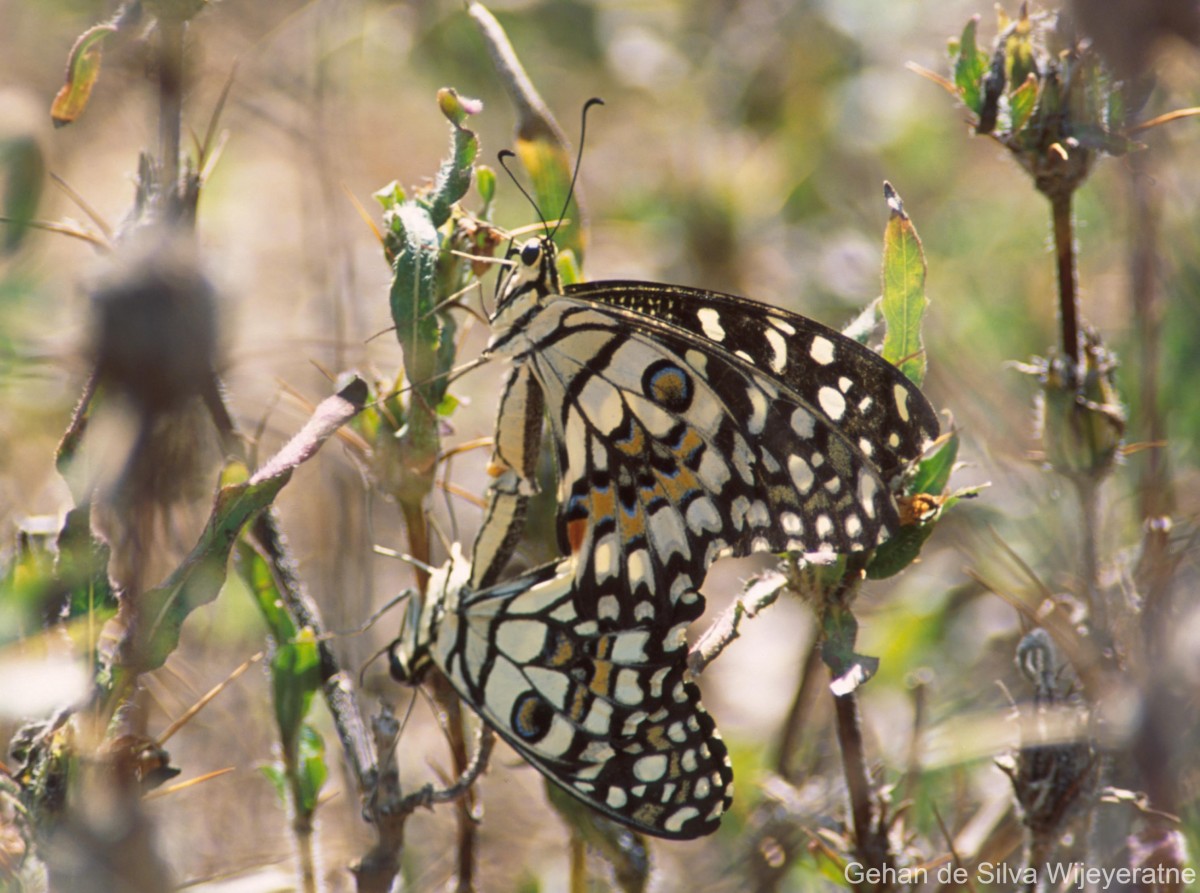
429, 88, 480, 228
880, 183, 928, 386
51, 25, 117, 127
953, 16, 986, 114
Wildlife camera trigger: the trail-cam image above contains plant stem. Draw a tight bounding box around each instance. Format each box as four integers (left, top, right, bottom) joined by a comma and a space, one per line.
1051, 191, 1080, 366
157, 18, 184, 209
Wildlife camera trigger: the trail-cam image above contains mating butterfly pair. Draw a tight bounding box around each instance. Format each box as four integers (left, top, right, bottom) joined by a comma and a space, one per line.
390, 231, 938, 839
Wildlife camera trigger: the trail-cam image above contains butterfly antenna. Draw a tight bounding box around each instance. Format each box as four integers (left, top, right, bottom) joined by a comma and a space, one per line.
497, 150, 550, 234
550, 96, 604, 242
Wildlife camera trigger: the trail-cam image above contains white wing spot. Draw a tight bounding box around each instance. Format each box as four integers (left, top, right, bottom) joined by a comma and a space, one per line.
858, 437, 874, 457
633, 600, 655, 622
816, 514, 834, 538
781, 512, 803, 535
594, 538, 616, 582
819, 386, 847, 421
858, 395, 874, 412
685, 348, 708, 376
606, 787, 628, 809
791, 408, 816, 438
846, 513, 863, 538
736, 349, 754, 363
894, 384, 911, 422
697, 308, 726, 342
628, 549, 651, 589
824, 477, 842, 493
838, 376, 853, 393
747, 500, 771, 527
686, 498, 722, 535
612, 630, 651, 663
665, 807, 701, 834
660, 783, 677, 804
888, 432, 901, 448
615, 668, 644, 705
747, 388, 768, 434
695, 776, 711, 799
764, 328, 788, 373
770, 315, 796, 335
597, 594, 620, 620
668, 722, 687, 743
810, 336, 835, 365
860, 474, 879, 519
788, 455, 814, 493
634, 754, 668, 782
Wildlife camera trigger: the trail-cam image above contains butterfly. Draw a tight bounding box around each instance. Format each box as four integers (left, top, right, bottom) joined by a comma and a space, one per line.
467, 232, 940, 637
390, 545, 734, 840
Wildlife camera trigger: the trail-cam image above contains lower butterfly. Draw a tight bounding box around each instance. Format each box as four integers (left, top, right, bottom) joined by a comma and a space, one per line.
390, 545, 734, 839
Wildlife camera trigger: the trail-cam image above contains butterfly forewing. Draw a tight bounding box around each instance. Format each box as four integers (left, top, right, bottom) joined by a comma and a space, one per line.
477, 238, 939, 623
566, 280, 940, 480
411, 551, 733, 839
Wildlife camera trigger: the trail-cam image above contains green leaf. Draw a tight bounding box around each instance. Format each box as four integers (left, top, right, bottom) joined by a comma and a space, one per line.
952, 16, 986, 114
880, 183, 928, 386
910, 430, 958, 496
272, 628, 322, 761
1, 134, 45, 253
821, 604, 878, 694
51, 25, 117, 127
866, 522, 936, 581
1008, 73, 1039, 133
476, 164, 497, 208
429, 88, 480, 228
260, 763, 287, 803
295, 724, 328, 815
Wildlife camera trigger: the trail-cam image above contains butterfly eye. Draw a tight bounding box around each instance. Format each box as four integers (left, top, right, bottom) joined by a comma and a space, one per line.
520, 241, 542, 267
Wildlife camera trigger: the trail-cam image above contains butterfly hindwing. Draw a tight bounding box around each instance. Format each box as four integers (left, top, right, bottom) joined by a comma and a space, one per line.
412, 551, 733, 839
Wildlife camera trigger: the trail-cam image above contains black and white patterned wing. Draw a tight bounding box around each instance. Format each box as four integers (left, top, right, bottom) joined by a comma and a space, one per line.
426, 554, 734, 839
567, 280, 939, 482
524, 296, 933, 628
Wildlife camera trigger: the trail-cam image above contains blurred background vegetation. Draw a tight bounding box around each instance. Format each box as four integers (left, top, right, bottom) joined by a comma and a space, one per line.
1, 1, 1198, 890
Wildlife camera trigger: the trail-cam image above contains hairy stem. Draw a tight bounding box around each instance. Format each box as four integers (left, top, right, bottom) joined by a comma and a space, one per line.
1051, 191, 1080, 366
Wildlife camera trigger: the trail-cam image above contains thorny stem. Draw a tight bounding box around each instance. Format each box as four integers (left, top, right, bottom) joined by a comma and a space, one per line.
834, 692, 890, 892
1051, 191, 1080, 367
826, 554, 890, 891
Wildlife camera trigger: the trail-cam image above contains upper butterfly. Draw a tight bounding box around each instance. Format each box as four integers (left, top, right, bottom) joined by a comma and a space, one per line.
468, 233, 940, 633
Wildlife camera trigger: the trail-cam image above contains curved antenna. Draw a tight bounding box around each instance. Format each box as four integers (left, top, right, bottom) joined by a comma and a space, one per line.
550, 96, 604, 241
497, 149, 549, 234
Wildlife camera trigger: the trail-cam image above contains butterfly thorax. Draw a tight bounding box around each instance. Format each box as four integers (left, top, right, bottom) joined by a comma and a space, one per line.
487, 237, 563, 357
